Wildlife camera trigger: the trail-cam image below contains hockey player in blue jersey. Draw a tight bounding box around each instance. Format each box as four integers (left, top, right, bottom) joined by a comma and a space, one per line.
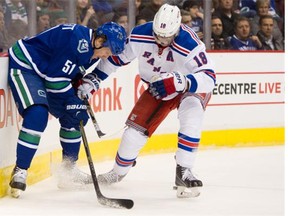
8, 22, 126, 198
82, 4, 216, 198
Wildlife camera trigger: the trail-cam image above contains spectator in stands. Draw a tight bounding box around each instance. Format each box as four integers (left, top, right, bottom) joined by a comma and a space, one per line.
45, 0, 66, 11
213, 0, 240, 39
256, 14, 284, 50
91, 0, 114, 25
136, 0, 164, 25
3, 0, 28, 45
0, 8, 9, 52
135, 0, 144, 16
36, 0, 49, 11
274, 0, 284, 35
250, 0, 283, 44
112, 10, 129, 35
49, 9, 67, 26
76, 0, 98, 29
229, 16, 262, 51
3, 0, 28, 27
236, 0, 257, 18
36, 9, 50, 34
212, 0, 219, 12
182, 0, 204, 40
180, 9, 192, 28
211, 15, 230, 50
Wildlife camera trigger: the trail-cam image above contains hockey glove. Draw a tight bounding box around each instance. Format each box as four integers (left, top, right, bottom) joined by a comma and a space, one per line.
77, 73, 100, 100
61, 97, 89, 130
149, 72, 190, 99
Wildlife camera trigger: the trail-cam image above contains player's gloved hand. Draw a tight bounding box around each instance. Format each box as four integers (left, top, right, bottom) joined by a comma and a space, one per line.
77, 73, 100, 100
63, 97, 89, 130
149, 72, 190, 99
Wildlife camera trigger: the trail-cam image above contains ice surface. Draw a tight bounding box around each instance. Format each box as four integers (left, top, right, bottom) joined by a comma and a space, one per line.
0, 146, 284, 216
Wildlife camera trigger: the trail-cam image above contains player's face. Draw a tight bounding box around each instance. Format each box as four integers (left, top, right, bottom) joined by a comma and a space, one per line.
92, 36, 112, 59
93, 36, 106, 49
92, 47, 112, 59
154, 33, 175, 47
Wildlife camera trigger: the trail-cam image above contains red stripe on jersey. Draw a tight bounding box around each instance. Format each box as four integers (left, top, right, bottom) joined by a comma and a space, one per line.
172, 41, 190, 55
131, 35, 154, 41
181, 24, 202, 45
205, 70, 216, 80
111, 55, 121, 65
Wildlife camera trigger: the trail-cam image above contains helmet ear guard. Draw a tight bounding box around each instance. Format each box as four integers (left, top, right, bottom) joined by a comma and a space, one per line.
153, 4, 181, 38
94, 22, 127, 55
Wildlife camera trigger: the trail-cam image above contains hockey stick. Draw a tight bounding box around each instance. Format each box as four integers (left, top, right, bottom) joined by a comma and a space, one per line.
83, 97, 105, 138
79, 120, 134, 209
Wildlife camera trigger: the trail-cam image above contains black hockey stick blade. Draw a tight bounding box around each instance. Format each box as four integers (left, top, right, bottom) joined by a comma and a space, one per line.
96, 130, 106, 138
98, 196, 134, 209
79, 121, 134, 209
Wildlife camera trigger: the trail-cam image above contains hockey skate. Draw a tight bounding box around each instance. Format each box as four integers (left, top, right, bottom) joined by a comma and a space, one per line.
98, 169, 126, 185
174, 164, 202, 198
57, 160, 93, 189
9, 166, 27, 198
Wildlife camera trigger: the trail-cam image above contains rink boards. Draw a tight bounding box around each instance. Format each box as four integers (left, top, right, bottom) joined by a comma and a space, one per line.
0, 51, 284, 197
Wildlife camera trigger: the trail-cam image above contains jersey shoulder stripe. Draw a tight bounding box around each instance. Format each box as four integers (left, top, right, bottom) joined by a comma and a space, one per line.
130, 22, 156, 44
172, 24, 202, 56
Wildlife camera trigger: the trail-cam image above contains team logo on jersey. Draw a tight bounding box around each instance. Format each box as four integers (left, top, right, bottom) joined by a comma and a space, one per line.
38, 90, 46, 98
77, 39, 89, 53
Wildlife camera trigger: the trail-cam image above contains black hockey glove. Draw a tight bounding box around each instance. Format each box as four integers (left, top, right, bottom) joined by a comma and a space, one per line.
61, 97, 89, 130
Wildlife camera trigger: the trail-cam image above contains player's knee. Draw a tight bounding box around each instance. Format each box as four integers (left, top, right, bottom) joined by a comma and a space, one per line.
22, 105, 49, 132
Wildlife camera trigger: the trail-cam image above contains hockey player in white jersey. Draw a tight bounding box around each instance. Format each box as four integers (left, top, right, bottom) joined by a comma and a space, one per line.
83, 4, 216, 198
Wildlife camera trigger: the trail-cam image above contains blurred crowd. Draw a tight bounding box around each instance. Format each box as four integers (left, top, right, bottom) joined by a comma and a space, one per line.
0, 0, 285, 54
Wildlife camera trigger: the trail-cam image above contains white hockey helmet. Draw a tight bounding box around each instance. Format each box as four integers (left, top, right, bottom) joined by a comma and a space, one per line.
153, 4, 181, 38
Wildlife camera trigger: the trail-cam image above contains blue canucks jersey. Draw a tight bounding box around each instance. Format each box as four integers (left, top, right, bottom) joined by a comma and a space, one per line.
9, 24, 97, 96
229, 35, 260, 51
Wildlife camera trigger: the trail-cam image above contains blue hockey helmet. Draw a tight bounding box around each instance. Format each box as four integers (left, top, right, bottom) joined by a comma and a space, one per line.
94, 22, 126, 55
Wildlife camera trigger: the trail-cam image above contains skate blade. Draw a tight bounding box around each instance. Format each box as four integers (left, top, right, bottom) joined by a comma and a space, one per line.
10, 188, 21, 198
173, 186, 200, 198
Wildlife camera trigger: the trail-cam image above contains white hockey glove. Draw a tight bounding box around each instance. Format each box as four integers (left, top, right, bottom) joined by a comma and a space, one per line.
149, 72, 190, 100
77, 73, 100, 100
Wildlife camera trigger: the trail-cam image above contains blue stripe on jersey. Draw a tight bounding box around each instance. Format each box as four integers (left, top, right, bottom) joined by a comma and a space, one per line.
186, 74, 198, 92
129, 22, 157, 44
93, 68, 109, 81
131, 21, 153, 36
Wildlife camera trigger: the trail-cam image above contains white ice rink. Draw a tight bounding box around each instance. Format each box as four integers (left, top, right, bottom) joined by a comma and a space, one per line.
0, 146, 284, 216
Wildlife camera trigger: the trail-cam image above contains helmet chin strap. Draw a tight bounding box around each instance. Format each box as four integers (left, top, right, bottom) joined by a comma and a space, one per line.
92, 31, 98, 50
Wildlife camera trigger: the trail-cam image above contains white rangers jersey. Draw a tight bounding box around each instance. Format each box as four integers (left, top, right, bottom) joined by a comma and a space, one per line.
95, 22, 216, 94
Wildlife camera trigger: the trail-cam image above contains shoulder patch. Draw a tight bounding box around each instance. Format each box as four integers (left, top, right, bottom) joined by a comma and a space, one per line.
77, 39, 89, 53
